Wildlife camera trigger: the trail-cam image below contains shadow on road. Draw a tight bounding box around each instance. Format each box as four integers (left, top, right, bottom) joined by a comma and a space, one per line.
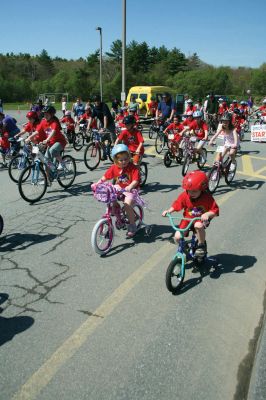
141, 181, 180, 194
211, 179, 265, 196
174, 253, 257, 296
0, 293, 34, 347
0, 232, 57, 252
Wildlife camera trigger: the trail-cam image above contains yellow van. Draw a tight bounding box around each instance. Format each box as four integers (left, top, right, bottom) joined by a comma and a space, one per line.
126, 86, 174, 115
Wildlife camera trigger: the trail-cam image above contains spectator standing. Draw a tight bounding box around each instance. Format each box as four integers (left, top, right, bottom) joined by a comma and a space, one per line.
61, 96, 67, 116
156, 93, 176, 122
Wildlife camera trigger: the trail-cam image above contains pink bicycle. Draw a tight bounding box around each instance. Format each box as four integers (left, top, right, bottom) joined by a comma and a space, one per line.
91, 183, 151, 255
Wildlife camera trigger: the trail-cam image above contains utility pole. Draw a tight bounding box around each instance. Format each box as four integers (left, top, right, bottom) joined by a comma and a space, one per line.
96, 27, 103, 100
121, 0, 126, 106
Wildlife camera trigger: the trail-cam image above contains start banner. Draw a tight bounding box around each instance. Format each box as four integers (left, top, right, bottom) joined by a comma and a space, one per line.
251, 124, 266, 142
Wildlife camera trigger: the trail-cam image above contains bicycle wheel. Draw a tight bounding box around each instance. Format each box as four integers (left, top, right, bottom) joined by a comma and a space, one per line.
197, 148, 207, 169
18, 164, 47, 203
91, 218, 114, 255
139, 162, 148, 187
164, 151, 172, 167
225, 160, 237, 185
0, 214, 3, 235
149, 125, 155, 139
84, 142, 101, 170
208, 166, 220, 194
73, 132, 84, 151
8, 154, 31, 183
176, 148, 183, 164
165, 257, 184, 293
155, 133, 165, 154
182, 155, 190, 176
57, 155, 76, 188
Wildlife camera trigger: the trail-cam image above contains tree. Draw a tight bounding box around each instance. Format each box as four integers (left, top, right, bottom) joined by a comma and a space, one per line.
105, 40, 122, 62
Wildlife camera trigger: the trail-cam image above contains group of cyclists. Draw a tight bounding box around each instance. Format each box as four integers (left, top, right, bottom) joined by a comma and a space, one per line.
0, 91, 265, 256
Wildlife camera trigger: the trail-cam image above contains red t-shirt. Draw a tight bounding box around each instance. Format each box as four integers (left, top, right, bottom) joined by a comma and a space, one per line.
182, 118, 194, 127
172, 191, 219, 229
185, 105, 196, 113
189, 120, 208, 139
104, 163, 140, 189
118, 128, 144, 154
148, 101, 158, 115
61, 116, 75, 130
0, 133, 10, 150
37, 119, 67, 148
24, 121, 39, 134
259, 105, 266, 115
165, 122, 184, 142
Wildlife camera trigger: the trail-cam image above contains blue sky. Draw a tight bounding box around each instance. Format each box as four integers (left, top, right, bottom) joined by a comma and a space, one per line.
2, 0, 266, 68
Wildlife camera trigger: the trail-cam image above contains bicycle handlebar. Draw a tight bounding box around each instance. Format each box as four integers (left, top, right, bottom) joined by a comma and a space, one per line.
166, 213, 202, 232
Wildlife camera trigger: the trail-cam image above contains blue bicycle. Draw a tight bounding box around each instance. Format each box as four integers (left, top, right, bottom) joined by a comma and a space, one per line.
165, 214, 216, 293
18, 144, 76, 203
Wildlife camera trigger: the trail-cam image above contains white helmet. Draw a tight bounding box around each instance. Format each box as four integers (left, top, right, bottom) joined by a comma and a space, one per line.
187, 99, 193, 104
263, 99, 266, 104
65, 110, 71, 116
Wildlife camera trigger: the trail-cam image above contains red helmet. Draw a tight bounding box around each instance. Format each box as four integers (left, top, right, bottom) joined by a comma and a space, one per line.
26, 111, 38, 119
182, 170, 208, 191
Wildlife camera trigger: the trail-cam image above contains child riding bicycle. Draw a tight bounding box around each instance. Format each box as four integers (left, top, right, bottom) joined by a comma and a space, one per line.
91, 144, 140, 238
163, 114, 184, 157
114, 115, 144, 165
162, 170, 219, 258
209, 112, 238, 171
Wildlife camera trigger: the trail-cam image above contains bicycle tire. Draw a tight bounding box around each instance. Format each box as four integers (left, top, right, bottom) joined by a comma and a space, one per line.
165, 257, 184, 293
208, 166, 220, 194
84, 142, 101, 170
182, 155, 190, 176
176, 148, 183, 164
155, 133, 165, 154
164, 151, 172, 168
0, 214, 3, 235
224, 160, 237, 185
8, 154, 31, 183
57, 155, 77, 188
139, 162, 148, 187
149, 125, 155, 139
18, 164, 47, 203
73, 132, 84, 151
197, 148, 207, 169
91, 218, 114, 255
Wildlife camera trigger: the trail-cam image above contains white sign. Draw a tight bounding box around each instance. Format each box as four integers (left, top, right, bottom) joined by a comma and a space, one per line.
251, 124, 266, 142
121, 92, 126, 101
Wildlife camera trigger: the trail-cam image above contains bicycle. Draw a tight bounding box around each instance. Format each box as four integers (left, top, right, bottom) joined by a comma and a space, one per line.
163, 132, 183, 168
131, 153, 148, 187
165, 214, 217, 293
1, 137, 21, 167
84, 129, 113, 171
18, 144, 76, 203
72, 123, 89, 151
8, 138, 33, 183
154, 121, 170, 154
91, 183, 152, 255
148, 119, 161, 139
181, 135, 207, 176
0, 214, 3, 235
206, 113, 218, 135
208, 145, 237, 194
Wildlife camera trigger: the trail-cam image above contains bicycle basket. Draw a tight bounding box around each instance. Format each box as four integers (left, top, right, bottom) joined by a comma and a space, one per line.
94, 183, 118, 203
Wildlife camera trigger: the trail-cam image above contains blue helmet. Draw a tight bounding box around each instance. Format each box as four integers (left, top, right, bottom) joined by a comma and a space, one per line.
111, 144, 130, 158
193, 110, 203, 118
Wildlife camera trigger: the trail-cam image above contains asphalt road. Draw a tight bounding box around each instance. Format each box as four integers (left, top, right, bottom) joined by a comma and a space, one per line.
1, 111, 266, 400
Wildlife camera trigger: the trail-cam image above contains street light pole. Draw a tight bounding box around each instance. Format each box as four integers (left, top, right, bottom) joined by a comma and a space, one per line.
122, 0, 126, 106
96, 27, 103, 101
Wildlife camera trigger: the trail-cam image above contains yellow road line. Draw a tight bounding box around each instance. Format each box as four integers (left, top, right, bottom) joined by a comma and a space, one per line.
11, 188, 246, 400
241, 155, 255, 175
12, 242, 173, 400
253, 166, 266, 175
237, 171, 266, 180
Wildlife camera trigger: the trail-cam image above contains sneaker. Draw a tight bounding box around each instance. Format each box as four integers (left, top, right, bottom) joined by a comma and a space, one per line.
194, 242, 207, 258
127, 223, 137, 238
229, 163, 236, 172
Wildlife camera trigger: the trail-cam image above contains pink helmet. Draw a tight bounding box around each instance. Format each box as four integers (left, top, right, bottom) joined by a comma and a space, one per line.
65, 110, 71, 116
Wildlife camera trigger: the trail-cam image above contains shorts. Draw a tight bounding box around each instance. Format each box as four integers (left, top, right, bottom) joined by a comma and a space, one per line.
114, 184, 136, 203
0, 148, 9, 155
179, 218, 209, 237
45, 142, 63, 161
196, 139, 206, 148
